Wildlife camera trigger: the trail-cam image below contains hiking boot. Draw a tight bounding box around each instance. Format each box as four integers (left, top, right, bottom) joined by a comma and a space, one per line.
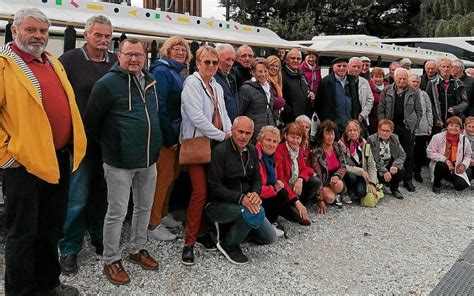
217, 241, 249, 265
181, 245, 195, 266
161, 214, 182, 228
148, 224, 177, 241
103, 260, 130, 285
59, 254, 78, 276
129, 249, 158, 270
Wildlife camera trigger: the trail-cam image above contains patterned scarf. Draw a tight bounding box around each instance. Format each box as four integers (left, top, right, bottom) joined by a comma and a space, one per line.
286, 142, 300, 185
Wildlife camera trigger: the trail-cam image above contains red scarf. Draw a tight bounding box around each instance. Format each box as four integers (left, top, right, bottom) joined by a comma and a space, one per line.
445, 132, 459, 162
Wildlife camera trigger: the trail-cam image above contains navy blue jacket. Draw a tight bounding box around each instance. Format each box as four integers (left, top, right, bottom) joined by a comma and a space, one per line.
214, 69, 239, 122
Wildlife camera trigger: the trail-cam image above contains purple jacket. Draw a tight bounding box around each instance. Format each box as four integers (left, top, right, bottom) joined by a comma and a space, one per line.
300, 60, 321, 95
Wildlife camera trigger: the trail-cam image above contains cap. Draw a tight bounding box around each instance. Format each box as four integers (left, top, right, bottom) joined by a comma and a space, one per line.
332, 57, 349, 65
360, 56, 371, 62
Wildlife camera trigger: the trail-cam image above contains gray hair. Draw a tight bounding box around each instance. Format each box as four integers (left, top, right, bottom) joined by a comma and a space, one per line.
436, 58, 452, 67
13, 8, 50, 27
349, 57, 361, 63
394, 67, 409, 77
85, 15, 113, 32
399, 58, 412, 66
408, 73, 420, 81
257, 125, 280, 142
389, 61, 400, 68
236, 44, 253, 56
452, 59, 465, 71
285, 48, 301, 61
215, 43, 235, 55
295, 115, 311, 125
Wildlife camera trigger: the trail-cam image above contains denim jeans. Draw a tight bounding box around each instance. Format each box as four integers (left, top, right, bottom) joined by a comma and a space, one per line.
59, 153, 107, 255
4, 150, 70, 295
102, 163, 157, 265
205, 202, 276, 246
344, 172, 367, 199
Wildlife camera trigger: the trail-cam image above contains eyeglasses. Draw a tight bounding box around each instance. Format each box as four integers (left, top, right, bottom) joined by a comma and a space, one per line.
201, 60, 219, 66
171, 47, 187, 53
289, 57, 302, 61
239, 54, 254, 59
120, 52, 145, 59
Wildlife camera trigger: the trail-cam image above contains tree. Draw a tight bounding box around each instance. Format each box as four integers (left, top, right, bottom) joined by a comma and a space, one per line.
420, 0, 474, 37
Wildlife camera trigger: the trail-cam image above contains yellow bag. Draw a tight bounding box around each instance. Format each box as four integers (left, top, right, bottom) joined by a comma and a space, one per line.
361, 184, 384, 207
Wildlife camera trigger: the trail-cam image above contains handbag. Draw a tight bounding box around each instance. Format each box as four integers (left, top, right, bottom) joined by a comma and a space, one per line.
361, 184, 384, 208
179, 128, 211, 165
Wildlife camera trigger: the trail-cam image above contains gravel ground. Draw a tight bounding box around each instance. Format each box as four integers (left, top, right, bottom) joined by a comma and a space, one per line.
1, 168, 473, 294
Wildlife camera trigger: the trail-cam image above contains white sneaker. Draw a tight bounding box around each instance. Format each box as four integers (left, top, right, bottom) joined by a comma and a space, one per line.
272, 223, 284, 238
334, 195, 343, 208
161, 214, 182, 228
148, 224, 177, 241
342, 194, 352, 204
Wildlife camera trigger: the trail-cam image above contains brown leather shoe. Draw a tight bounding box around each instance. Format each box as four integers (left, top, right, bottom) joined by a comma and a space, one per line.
103, 260, 130, 285
129, 249, 159, 270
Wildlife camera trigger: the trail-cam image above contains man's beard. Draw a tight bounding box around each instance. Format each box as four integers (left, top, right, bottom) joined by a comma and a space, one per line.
15, 33, 48, 58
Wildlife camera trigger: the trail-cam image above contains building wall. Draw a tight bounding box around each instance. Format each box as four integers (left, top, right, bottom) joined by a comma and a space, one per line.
143, 0, 201, 17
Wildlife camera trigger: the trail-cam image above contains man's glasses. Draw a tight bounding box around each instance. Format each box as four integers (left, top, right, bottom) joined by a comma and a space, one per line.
120, 52, 145, 59
239, 54, 254, 59
288, 57, 302, 61
201, 60, 219, 66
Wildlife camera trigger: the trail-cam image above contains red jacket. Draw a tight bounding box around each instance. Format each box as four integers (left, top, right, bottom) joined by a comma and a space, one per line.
256, 144, 278, 199
275, 142, 314, 199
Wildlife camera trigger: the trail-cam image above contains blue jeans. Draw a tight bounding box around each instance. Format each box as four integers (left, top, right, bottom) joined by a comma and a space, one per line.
205, 202, 276, 246
59, 153, 107, 255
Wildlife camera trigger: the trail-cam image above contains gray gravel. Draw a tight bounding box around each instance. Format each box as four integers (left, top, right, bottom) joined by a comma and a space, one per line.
1, 168, 473, 294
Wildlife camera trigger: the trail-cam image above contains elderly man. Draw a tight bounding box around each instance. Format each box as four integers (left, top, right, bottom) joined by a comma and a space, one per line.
0, 8, 86, 295
206, 116, 276, 265
451, 59, 474, 117
215, 43, 239, 122
316, 57, 359, 134
232, 44, 254, 88
384, 61, 400, 84
85, 38, 163, 285
348, 57, 374, 134
359, 56, 371, 80
281, 48, 315, 123
420, 60, 437, 91
399, 58, 412, 71
426, 58, 468, 134
58, 14, 117, 275
378, 68, 422, 192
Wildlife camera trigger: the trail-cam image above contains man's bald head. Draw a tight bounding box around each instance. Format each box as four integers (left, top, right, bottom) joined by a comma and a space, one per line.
231, 116, 254, 150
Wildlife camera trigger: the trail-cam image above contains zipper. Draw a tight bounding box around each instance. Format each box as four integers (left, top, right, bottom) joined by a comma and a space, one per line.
139, 79, 157, 167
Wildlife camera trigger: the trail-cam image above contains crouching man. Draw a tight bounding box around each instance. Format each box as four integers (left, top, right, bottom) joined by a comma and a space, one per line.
205, 116, 276, 265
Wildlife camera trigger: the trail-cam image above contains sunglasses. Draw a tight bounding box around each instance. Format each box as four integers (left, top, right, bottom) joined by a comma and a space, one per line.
201, 60, 219, 66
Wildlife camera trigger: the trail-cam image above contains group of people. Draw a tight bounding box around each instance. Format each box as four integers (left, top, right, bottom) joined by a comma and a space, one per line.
1, 7, 473, 296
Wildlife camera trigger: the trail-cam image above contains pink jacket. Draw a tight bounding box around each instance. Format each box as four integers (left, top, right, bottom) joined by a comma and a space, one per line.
426, 131, 472, 185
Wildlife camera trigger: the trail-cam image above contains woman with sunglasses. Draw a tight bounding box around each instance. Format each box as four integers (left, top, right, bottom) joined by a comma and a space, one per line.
180, 46, 232, 265
239, 58, 276, 143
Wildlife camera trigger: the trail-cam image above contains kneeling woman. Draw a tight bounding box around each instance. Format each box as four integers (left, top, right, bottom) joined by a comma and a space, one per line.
311, 120, 347, 214
274, 123, 320, 225
339, 120, 378, 202
427, 116, 472, 194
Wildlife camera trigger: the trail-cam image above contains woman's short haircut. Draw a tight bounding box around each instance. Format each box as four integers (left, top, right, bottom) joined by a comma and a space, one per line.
284, 122, 306, 143
446, 116, 462, 127
295, 115, 311, 126
251, 58, 269, 71
195, 45, 218, 61
315, 120, 338, 145
345, 119, 361, 132
257, 125, 281, 142
378, 119, 394, 130
371, 67, 385, 77
160, 36, 192, 63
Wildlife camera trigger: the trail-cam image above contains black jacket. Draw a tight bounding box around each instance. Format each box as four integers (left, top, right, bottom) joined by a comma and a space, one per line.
461, 73, 474, 117
281, 65, 313, 123
231, 60, 252, 89
239, 80, 275, 141
207, 139, 262, 204
315, 73, 359, 125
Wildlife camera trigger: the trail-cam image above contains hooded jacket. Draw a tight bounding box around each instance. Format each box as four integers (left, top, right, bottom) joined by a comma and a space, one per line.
150, 58, 185, 147
85, 62, 162, 169
0, 43, 86, 184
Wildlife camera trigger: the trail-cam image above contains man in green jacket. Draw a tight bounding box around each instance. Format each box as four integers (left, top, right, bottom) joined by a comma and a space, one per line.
85, 38, 163, 285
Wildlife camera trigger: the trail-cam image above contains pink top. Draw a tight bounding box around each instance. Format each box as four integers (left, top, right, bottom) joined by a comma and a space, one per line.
325, 150, 340, 173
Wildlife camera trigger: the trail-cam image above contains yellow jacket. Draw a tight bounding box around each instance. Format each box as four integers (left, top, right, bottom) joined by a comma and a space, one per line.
0, 44, 86, 184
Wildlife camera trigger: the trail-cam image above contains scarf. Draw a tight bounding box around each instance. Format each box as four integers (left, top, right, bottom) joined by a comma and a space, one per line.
268, 75, 283, 98
162, 57, 186, 89
286, 142, 299, 185
375, 83, 384, 91
445, 132, 459, 162
262, 153, 276, 186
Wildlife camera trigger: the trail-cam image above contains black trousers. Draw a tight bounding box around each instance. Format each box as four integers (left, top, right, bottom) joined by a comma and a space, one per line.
4, 150, 70, 295
377, 159, 405, 192
394, 125, 414, 183
344, 172, 367, 199
261, 188, 289, 224
413, 135, 430, 174
433, 161, 471, 191
278, 176, 320, 223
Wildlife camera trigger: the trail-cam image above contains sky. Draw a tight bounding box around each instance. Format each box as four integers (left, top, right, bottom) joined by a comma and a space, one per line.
130, 0, 226, 20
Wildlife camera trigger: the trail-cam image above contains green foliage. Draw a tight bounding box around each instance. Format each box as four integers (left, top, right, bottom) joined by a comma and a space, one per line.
420, 0, 474, 37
